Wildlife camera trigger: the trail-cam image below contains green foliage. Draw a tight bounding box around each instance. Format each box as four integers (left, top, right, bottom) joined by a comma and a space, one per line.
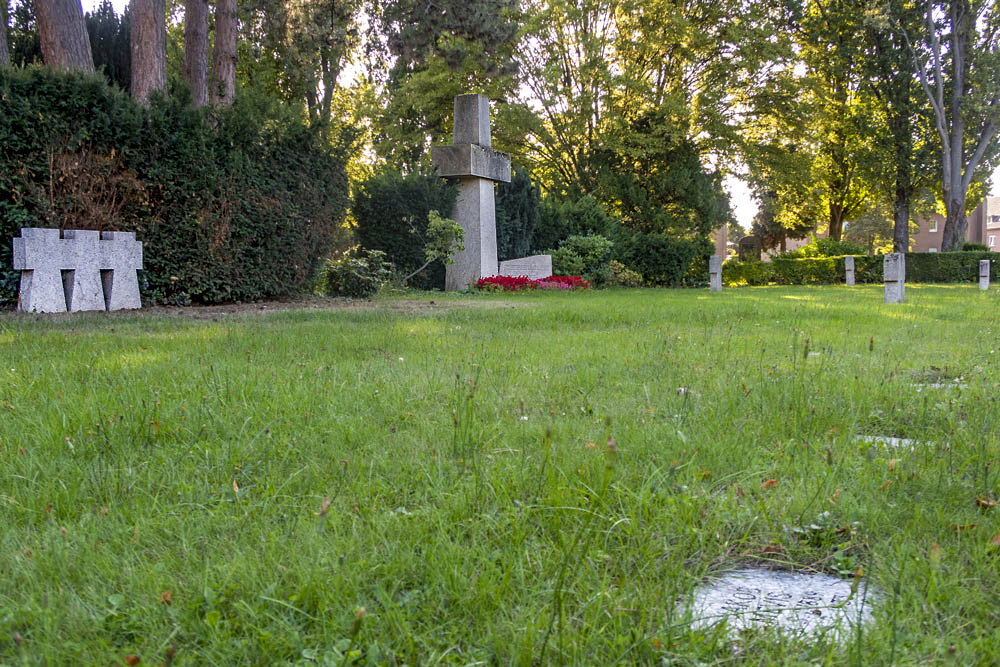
322, 248, 392, 298
548, 234, 613, 286
495, 168, 540, 261
606, 260, 643, 288
531, 195, 616, 255
352, 171, 457, 290
778, 236, 866, 259
422, 210, 464, 267
962, 242, 989, 252
85, 1, 130, 92
0, 67, 351, 305
611, 228, 703, 287
723, 251, 999, 286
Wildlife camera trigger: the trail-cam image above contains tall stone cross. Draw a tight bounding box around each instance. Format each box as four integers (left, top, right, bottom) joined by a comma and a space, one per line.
432, 94, 512, 290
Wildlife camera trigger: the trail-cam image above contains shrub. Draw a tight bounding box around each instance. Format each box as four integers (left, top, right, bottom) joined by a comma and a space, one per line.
548, 234, 614, 286
0, 67, 351, 305
322, 249, 392, 298
612, 228, 701, 286
607, 260, 643, 288
779, 236, 866, 258
496, 168, 540, 261
531, 194, 617, 253
352, 171, 456, 291
962, 242, 989, 252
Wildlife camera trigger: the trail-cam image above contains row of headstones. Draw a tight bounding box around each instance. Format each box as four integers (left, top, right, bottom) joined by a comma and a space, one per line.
12, 227, 144, 313
709, 254, 992, 302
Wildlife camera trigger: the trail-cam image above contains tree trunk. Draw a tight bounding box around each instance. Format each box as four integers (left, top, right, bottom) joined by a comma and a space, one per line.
892, 186, 909, 253
129, 0, 166, 106
35, 0, 94, 72
183, 0, 209, 107
891, 116, 913, 253
941, 190, 968, 251
210, 0, 237, 106
1, 0, 11, 67
828, 203, 844, 242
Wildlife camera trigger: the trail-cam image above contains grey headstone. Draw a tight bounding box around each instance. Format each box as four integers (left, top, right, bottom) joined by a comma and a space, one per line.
688, 568, 876, 639
61, 230, 105, 312
709, 255, 722, 292
844, 256, 855, 286
12, 228, 68, 313
883, 253, 905, 303
980, 259, 990, 290
498, 255, 552, 280
100, 231, 143, 310
432, 94, 548, 290
855, 434, 921, 449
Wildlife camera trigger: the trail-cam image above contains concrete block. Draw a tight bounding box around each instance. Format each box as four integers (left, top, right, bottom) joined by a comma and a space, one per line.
446, 179, 499, 290
499, 255, 552, 280
12, 228, 68, 312
709, 255, 722, 292
100, 231, 143, 310
845, 255, 855, 286
980, 259, 990, 290
431, 144, 512, 182
453, 94, 491, 147
62, 230, 105, 312
883, 253, 905, 303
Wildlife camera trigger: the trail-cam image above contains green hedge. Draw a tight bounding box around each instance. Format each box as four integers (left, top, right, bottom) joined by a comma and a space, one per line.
612, 228, 705, 287
1, 67, 351, 305
723, 252, 999, 286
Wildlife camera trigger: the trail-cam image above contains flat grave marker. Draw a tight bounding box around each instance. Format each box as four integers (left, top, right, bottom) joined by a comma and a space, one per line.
688, 568, 877, 639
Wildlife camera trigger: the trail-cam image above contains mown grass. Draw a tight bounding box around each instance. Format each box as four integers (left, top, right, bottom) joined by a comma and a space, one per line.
2, 285, 999, 665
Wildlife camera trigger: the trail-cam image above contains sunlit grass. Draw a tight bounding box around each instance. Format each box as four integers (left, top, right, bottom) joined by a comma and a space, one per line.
1, 285, 999, 664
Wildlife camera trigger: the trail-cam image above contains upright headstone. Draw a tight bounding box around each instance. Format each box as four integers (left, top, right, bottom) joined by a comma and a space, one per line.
709, 255, 722, 292
884, 252, 905, 303
844, 255, 855, 286
11, 228, 144, 313
431, 94, 511, 290
979, 259, 990, 290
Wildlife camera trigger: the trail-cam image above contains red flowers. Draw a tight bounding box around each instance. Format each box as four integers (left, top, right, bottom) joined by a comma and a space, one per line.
476, 275, 591, 291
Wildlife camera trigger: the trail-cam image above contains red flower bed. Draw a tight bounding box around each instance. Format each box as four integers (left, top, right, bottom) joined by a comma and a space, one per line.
476, 275, 590, 291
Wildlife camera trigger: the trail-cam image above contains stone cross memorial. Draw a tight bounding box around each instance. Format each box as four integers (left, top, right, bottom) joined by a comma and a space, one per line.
980, 259, 990, 290
844, 256, 855, 286
12, 227, 143, 313
432, 94, 550, 290
883, 252, 905, 303
709, 255, 722, 292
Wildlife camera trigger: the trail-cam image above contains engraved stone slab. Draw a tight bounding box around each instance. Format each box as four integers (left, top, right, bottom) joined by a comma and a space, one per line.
499, 255, 552, 280
980, 259, 990, 290
709, 255, 722, 292
855, 434, 921, 449
883, 253, 904, 303
688, 568, 876, 638
845, 256, 855, 286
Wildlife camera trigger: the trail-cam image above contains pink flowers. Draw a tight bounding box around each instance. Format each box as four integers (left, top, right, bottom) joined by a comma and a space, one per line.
476, 275, 591, 291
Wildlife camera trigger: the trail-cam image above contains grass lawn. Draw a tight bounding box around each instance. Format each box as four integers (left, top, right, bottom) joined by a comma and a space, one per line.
2, 285, 999, 665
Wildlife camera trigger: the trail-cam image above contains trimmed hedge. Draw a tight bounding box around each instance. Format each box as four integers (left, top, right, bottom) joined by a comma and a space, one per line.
1, 67, 351, 305
612, 228, 707, 287
723, 252, 999, 286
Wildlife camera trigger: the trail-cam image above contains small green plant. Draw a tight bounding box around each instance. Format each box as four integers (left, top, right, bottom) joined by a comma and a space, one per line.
548, 234, 614, 286
961, 242, 989, 252
606, 260, 643, 287
401, 210, 465, 285
322, 248, 392, 298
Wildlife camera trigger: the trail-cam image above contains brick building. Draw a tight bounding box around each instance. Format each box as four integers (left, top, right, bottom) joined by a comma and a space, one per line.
912, 197, 1000, 251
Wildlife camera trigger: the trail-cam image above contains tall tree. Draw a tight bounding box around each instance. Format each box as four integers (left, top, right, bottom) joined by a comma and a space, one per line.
129, 0, 164, 104
1, 0, 11, 66
904, 0, 1000, 250
183, 0, 208, 106
35, 0, 94, 72
86, 1, 131, 91
210, 0, 237, 106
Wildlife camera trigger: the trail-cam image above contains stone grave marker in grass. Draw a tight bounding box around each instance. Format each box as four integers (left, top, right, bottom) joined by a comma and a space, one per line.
688, 568, 877, 639
980, 259, 990, 290
884, 253, 905, 303
855, 434, 922, 449
845, 256, 855, 286
709, 255, 722, 292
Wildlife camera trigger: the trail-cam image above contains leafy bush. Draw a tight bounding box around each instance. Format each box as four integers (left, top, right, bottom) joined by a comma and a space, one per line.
0, 67, 351, 305
531, 194, 617, 253
607, 260, 643, 288
962, 242, 990, 252
612, 228, 702, 286
496, 168, 540, 261
322, 249, 392, 298
722, 251, 998, 286
548, 234, 614, 286
352, 171, 456, 291
779, 236, 866, 258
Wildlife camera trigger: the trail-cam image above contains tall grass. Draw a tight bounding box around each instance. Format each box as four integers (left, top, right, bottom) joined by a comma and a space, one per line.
1, 285, 999, 664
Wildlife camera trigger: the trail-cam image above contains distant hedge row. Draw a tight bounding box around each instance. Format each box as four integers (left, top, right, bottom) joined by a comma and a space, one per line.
724, 252, 999, 286
1, 68, 351, 305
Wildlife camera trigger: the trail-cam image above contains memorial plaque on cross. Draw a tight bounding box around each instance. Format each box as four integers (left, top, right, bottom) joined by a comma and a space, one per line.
431, 94, 512, 290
